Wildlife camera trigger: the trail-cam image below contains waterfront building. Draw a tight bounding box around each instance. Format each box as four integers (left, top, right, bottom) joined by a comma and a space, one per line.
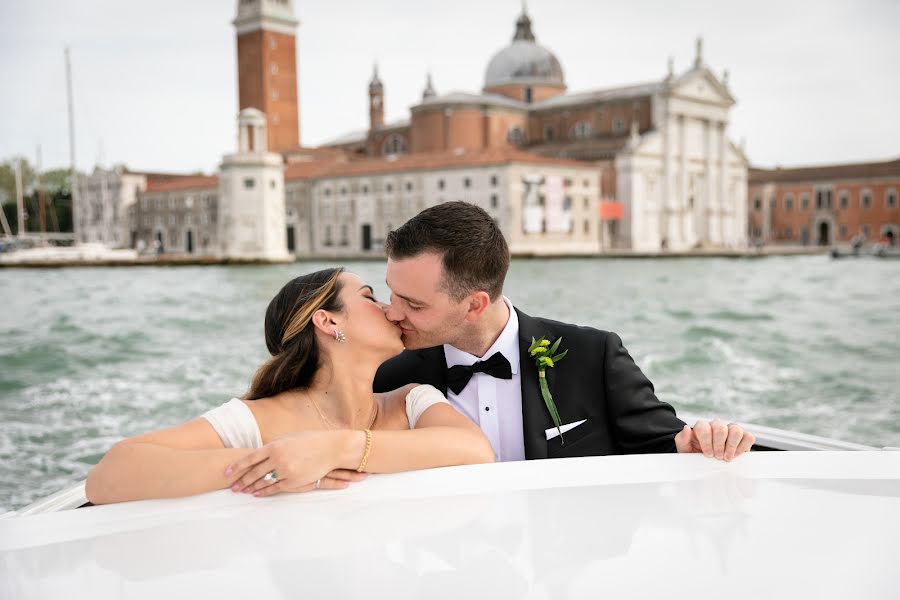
748, 158, 900, 246
75, 168, 201, 249
316, 15, 749, 252
284, 148, 603, 256
130, 176, 219, 256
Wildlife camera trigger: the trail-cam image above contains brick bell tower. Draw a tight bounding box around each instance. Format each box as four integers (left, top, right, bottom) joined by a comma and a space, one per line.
233, 0, 300, 152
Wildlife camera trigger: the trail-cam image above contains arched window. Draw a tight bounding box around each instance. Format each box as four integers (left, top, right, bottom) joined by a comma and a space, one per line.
382, 134, 407, 156
571, 121, 593, 139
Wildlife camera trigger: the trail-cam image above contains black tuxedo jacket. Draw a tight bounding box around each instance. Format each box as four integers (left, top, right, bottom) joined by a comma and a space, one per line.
374, 308, 686, 460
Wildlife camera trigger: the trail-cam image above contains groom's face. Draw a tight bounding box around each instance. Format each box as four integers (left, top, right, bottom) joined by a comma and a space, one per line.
384, 252, 470, 349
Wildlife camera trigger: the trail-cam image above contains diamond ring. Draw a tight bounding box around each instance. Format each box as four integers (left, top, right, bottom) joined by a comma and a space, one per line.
315, 479, 321, 490
263, 471, 278, 483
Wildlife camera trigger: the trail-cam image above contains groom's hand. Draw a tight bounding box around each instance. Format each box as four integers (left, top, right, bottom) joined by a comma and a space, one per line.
674, 419, 755, 461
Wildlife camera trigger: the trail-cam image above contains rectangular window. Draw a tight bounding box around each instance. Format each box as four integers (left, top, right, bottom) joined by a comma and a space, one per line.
438, 179, 445, 190
840, 192, 849, 209
784, 227, 793, 238
862, 191, 872, 209
887, 190, 897, 208
463, 177, 471, 189
801, 194, 810, 210
491, 175, 498, 187
784, 195, 794, 211
491, 194, 498, 209
324, 225, 333, 246
753, 196, 762, 211
244, 178, 255, 189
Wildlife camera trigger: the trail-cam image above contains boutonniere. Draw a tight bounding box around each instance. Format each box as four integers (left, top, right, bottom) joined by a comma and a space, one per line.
528, 336, 568, 443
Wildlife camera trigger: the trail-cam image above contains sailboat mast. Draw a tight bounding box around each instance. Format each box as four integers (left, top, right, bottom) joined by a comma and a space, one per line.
15, 159, 25, 237
65, 46, 79, 242
37, 145, 47, 235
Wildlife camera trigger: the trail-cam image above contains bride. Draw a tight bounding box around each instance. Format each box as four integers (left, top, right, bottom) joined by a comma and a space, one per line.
86, 268, 495, 504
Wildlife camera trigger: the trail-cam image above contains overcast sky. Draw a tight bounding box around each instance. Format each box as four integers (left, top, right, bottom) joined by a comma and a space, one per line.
2, 0, 898, 175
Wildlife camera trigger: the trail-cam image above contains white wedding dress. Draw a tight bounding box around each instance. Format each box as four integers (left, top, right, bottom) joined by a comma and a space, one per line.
202, 384, 449, 449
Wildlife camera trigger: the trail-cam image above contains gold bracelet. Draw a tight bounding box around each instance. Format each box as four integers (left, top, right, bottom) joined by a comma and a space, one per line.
356, 429, 372, 472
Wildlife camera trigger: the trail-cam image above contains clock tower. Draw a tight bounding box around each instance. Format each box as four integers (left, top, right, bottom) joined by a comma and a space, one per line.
233, 0, 300, 152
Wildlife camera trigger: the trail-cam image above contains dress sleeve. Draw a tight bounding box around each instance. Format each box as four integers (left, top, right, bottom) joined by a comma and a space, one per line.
201, 398, 264, 449
404, 384, 450, 429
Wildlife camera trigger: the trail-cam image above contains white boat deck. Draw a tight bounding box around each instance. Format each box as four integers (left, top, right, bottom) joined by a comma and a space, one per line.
1, 451, 898, 599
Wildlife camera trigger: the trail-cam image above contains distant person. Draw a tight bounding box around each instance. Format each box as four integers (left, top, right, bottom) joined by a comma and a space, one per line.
86, 268, 494, 504
375, 202, 755, 462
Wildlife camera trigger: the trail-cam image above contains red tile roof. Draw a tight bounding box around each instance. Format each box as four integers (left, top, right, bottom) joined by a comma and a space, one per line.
749, 158, 900, 184
284, 148, 597, 181
144, 174, 219, 193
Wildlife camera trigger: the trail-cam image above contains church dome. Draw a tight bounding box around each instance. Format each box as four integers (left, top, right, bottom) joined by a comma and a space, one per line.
484, 9, 564, 89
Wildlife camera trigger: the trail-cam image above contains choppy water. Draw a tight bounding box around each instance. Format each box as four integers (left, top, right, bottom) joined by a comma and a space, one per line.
2, 256, 899, 512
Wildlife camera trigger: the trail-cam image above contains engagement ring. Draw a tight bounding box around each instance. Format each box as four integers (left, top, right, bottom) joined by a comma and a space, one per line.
263, 471, 278, 483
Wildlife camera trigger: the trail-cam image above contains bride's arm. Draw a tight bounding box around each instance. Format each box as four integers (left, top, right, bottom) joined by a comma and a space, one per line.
336, 385, 495, 473
85, 419, 255, 504
228, 386, 495, 495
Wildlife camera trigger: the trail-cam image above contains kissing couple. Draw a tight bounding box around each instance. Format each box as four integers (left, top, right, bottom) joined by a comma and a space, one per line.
87, 201, 755, 503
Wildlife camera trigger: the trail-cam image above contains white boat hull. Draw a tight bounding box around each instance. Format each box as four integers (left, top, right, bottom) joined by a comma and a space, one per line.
1, 451, 898, 599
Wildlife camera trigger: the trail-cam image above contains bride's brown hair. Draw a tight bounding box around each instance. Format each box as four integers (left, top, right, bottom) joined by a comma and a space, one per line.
244, 268, 344, 400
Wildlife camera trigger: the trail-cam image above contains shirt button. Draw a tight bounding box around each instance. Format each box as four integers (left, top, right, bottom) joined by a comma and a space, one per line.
485, 406, 491, 412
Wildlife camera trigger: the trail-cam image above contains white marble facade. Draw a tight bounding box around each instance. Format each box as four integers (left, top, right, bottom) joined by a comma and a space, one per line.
615, 61, 749, 252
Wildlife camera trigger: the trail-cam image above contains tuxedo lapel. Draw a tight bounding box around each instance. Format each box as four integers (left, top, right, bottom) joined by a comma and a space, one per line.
516, 309, 553, 460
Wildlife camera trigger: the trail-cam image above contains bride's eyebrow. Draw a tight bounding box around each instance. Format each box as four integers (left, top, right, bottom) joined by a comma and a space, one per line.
358, 285, 375, 295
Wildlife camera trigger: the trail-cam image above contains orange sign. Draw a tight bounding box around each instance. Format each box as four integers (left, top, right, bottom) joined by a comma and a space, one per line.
599, 202, 624, 220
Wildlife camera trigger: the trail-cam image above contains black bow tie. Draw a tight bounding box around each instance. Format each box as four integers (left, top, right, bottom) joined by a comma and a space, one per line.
446, 352, 512, 395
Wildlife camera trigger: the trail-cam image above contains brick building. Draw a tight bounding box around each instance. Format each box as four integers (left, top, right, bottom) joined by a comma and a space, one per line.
748, 158, 900, 246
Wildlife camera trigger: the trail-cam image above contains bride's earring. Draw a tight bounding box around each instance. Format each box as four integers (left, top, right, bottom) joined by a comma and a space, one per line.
333, 329, 347, 343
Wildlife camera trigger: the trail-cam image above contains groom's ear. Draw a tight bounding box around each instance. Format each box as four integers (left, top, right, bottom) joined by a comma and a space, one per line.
462, 291, 491, 322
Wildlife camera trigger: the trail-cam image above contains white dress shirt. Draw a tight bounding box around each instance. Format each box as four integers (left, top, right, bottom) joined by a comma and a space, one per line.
443, 297, 526, 462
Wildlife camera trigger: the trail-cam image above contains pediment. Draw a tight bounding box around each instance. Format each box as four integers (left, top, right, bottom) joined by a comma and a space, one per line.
671, 68, 735, 106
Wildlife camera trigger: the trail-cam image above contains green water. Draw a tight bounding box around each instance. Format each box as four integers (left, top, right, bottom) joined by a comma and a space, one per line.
2, 256, 899, 512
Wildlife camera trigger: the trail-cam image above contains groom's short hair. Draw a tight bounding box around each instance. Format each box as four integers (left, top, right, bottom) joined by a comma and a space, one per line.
386, 201, 510, 302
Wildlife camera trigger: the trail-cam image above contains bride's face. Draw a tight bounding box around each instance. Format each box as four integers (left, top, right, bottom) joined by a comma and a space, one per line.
332, 272, 404, 359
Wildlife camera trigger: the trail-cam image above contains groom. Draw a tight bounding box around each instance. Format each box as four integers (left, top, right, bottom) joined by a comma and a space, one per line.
374, 201, 755, 461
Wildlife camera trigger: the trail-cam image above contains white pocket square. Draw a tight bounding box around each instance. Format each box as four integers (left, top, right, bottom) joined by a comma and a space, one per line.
545, 419, 587, 441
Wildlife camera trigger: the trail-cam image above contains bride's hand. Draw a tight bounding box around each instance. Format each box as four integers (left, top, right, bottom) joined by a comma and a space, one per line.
224, 431, 366, 496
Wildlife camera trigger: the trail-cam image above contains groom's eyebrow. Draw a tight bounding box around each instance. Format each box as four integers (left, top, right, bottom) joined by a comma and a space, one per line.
385, 279, 427, 306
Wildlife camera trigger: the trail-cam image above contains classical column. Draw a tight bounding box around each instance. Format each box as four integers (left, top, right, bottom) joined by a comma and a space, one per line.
704, 118, 715, 245
718, 121, 727, 244
676, 114, 687, 248
660, 99, 675, 251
